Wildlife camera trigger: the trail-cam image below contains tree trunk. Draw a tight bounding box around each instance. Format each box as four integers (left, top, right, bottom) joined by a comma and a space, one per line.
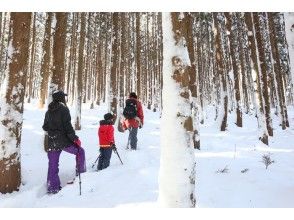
0, 12, 31, 193
159, 12, 196, 208
253, 13, 273, 137
184, 12, 200, 149
214, 13, 229, 131
110, 12, 119, 122
244, 12, 269, 145
39, 12, 53, 109
51, 12, 68, 92
135, 13, 141, 99
74, 12, 86, 130
268, 12, 287, 130
224, 12, 243, 127
27, 13, 36, 103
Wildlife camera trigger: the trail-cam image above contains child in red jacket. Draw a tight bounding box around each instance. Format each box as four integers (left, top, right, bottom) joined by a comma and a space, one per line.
97, 113, 115, 170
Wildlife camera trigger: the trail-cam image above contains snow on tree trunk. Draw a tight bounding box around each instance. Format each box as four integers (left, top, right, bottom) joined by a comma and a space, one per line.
0, 12, 31, 193
284, 13, 294, 105
213, 13, 229, 131
253, 13, 273, 137
268, 12, 287, 130
159, 12, 196, 208
244, 12, 269, 145
225, 13, 243, 127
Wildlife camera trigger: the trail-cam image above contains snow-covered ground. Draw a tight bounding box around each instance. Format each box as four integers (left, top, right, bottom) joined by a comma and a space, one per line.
0, 101, 294, 208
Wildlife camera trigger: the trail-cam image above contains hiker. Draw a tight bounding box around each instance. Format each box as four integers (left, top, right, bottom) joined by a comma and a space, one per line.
121, 92, 144, 150
42, 90, 86, 194
97, 113, 116, 170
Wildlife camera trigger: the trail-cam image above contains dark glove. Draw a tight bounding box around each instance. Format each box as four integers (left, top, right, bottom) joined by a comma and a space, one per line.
74, 139, 81, 147
99, 148, 102, 153
112, 144, 117, 151
139, 125, 142, 129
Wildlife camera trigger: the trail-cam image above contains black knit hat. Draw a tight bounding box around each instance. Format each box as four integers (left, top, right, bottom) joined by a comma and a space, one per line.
129, 92, 137, 99
104, 113, 114, 121
52, 91, 68, 103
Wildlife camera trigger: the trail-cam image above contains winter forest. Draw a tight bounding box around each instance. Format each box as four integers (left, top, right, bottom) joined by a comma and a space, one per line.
1, 12, 294, 208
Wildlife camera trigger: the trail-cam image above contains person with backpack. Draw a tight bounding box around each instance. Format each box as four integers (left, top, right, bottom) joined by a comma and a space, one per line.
42, 90, 86, 194
122, 92, 144, 150
97, 113, 116, 170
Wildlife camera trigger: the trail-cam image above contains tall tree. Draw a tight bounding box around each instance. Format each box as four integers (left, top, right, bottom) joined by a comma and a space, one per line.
184, 12, 200, 149
268, 12, 288, 129
253, 12, 273, 136
135, 13, 141, 99
27, 13, 37, 103
159, 12, 196, 208
244, 12, 269, 145
225, 12, 243, 127
109, 12, 119, 122
74, 12, 86, 130
214, 13, 229, 131
38, 12, 53, 109
0, 12, 31, 193
50, 12, 68, 93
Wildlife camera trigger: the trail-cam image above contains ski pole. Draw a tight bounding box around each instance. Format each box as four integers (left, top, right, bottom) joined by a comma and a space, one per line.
113, 147, 123, 165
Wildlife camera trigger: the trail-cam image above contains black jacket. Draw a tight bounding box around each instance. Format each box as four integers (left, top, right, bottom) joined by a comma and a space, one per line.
42, 101, 78, 151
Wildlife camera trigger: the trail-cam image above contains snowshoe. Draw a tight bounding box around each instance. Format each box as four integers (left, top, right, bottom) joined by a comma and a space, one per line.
67, 178, 76, 185
47, 186, 62, 194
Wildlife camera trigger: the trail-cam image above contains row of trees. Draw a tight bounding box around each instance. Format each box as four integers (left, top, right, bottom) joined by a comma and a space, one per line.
0, 12, 293, 207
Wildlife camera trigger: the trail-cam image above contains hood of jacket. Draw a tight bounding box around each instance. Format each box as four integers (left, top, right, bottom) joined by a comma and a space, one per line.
48, 101, 64, 112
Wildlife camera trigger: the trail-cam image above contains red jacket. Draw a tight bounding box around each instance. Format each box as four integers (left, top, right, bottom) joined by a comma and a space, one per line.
122, 98, 144, 129
98, 120, 114, 148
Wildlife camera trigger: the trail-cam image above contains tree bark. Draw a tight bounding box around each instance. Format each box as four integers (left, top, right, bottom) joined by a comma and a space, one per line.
74, 12, 86, 130
51, 12, 68, 91
0, 12, 31, 193
39, 12, 53, 109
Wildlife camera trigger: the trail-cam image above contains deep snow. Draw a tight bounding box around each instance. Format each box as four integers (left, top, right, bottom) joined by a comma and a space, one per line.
0, 101, 294, 208
0, 101, 160, 207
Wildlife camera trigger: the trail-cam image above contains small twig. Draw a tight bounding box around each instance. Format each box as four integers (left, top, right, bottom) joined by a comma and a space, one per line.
216, 165, 229, 173
241, 168, 249, 173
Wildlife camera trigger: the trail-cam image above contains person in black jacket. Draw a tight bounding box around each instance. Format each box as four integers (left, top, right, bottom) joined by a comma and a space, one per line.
42, 91, 86, 194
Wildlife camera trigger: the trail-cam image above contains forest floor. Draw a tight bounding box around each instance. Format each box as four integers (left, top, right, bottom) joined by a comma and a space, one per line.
0, 101, 294, 208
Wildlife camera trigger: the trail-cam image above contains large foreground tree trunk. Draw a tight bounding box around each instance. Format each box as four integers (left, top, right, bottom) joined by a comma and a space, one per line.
159, 12, 196, 208
0, 12, 31, 193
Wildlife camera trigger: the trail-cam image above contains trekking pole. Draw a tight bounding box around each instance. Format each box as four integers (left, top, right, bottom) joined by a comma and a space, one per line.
113, 147, 123, 165
91, 154, 100, 168
77, 148, 82, 196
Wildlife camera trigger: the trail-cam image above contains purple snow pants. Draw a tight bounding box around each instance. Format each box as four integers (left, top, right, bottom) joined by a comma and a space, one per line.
47, 145, 86, 193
